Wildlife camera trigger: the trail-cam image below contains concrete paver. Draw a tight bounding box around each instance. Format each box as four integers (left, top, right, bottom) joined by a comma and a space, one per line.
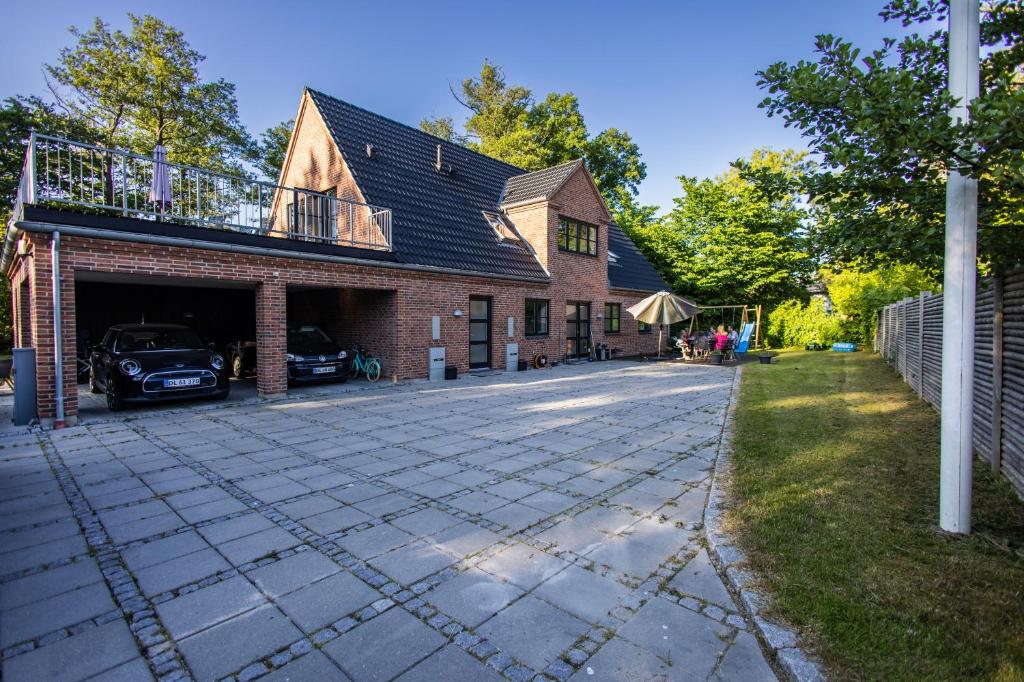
0, 361, 776, 681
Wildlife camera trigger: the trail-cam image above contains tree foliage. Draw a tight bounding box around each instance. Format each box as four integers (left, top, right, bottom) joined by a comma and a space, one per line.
766, 298, 845, 347
421, 61, 646, 212
46, 14, 252, 173
254, 119, 293, 181
757, 0, 1024, 272
825, 262, 939, 343
644, 149, 815, 308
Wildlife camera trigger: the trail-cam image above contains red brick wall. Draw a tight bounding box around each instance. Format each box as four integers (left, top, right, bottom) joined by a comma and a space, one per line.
274, 93, 382, 248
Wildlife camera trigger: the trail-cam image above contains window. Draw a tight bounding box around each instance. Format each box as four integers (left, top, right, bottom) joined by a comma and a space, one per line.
483, 211, 520, 242
558, 218, 598, 256
525, 299, 549, 336
287, 189, 337, 239
604, 303, 621, 333
638, 321, 652, 334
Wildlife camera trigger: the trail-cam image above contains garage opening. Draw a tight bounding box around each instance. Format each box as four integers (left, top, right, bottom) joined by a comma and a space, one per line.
286, 285, 397, 381
74, 273, 257, 417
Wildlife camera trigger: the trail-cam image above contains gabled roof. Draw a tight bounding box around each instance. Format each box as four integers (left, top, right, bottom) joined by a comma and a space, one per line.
306, 88, 666, 292
307, 89, 548, 281
500, 159, 583, 206
607, 222, 669, 292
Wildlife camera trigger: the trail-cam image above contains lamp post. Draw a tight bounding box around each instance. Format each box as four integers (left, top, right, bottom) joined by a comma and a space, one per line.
939, 0, 980, 534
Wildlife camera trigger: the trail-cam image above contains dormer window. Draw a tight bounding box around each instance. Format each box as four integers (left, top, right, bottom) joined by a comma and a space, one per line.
483, 211, 520, 243
558, 218, 598, 256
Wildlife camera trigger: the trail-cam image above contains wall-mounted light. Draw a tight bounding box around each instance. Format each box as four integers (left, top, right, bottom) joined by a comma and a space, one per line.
453, 309, 463, 318
596, 313, 603, 320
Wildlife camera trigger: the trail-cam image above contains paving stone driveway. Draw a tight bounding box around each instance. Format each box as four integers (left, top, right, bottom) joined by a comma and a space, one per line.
0, 361, 777, 682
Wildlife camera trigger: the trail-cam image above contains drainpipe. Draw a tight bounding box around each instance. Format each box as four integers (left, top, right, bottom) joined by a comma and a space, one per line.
51, 231, 65, 427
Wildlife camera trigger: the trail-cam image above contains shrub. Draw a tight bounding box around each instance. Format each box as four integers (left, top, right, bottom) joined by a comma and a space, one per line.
767, 298, 845, 348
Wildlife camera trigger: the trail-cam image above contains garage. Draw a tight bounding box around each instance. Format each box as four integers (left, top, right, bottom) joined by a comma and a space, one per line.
73, 273, 257, 417
286, 285, 397, 382
70, 273, 398, 417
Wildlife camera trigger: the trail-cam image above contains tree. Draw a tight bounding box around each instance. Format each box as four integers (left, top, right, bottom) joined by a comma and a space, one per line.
824, 262, 939, 343
46, 14, 252, 173
421, 61, 646, 212
661, 149, 815, 307
253, 119, 293, 181
0, 96, 98, 350
757, 0, 1024, 272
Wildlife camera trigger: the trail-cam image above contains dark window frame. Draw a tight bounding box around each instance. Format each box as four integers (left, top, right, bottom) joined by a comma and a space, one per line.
638, 320, 652, 334
604, 303, 621, 334
525, 298, 550, 337
558, 217, 598, 256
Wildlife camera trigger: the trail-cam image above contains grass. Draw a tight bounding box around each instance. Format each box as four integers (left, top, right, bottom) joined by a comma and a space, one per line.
728, 349, 1024, 681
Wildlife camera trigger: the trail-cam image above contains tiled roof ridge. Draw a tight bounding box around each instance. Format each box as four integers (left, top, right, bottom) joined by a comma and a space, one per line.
305, 87, 526, 175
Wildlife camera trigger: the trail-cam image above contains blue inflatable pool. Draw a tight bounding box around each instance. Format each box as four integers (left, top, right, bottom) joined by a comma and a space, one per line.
832, 342, 857, 352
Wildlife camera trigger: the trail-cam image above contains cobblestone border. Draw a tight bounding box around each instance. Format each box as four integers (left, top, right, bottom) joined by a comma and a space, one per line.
703, 366, 826, 682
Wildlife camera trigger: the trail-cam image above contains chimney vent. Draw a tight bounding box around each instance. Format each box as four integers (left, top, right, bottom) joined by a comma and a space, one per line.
435, 144, 453, 175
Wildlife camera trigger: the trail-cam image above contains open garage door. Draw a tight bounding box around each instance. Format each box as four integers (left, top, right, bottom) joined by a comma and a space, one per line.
74, 273, 257, 416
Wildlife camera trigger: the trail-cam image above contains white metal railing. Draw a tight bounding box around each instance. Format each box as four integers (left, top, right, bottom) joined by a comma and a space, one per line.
9, 133, 393, 251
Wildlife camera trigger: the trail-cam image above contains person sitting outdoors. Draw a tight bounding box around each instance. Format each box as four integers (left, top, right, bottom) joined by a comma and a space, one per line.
714, 325, 729, 352
726, 325, 739, 349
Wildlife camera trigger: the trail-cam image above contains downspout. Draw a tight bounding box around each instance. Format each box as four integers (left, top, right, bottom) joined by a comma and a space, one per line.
51, 231, 64, 427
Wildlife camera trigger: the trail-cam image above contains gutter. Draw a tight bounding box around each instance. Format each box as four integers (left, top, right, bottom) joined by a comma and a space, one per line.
51, 230, 64, 427
4, 221, 552, 285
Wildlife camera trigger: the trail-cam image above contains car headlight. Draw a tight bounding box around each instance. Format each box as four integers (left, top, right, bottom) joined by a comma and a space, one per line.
337, 350, 347, 360
118, 359, 141, 376
210, 354, 225, 370
286, 353, 296, 362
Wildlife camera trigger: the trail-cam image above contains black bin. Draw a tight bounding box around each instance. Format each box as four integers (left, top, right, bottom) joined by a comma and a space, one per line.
444, 365, 458, 380
517, 360, 528, 372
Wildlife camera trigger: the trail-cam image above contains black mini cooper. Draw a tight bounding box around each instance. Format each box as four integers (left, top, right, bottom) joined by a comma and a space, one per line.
89, 324, 230, 411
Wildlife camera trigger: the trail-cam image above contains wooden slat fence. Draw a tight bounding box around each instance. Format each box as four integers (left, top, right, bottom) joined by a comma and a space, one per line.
876, 268, 1024, 498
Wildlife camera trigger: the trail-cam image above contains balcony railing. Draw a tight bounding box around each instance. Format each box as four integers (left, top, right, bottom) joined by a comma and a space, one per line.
9, 133, 393, 251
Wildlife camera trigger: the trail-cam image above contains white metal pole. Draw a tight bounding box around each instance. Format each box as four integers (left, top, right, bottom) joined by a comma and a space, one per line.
939, 0, 979, 534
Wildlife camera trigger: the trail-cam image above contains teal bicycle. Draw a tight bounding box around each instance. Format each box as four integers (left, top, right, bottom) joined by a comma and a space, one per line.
349, 345, 382, 382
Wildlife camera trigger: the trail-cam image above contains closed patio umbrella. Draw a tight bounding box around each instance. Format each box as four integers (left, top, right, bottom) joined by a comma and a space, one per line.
148, 144, 172, 218
627, 291, 699, 358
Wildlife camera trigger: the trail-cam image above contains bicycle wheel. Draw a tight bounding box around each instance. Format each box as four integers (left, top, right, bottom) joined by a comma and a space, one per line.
350, 359, 361, 378
366, 359, 382, 382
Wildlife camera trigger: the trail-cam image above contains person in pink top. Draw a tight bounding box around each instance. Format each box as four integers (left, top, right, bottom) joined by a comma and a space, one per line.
714, 325, 729, 351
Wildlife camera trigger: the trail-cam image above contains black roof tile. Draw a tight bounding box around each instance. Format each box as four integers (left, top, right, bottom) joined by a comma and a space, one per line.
307, 89, 665, 292
607, 222, 669, 292
501, 159, 582, 206
308, 89, 548, 281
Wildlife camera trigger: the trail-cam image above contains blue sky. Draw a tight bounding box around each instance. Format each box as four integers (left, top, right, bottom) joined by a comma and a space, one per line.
1, 1, 916, 212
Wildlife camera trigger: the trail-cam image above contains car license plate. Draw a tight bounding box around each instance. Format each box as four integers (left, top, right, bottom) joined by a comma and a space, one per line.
164, 377, 201, 388
312, 366, 336, 375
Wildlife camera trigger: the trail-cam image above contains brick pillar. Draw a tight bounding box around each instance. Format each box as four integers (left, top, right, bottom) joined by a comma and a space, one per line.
256, 279, 287, 397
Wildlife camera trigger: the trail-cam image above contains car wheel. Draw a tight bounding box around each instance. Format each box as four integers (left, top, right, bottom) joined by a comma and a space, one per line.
106, 381, 123, 412
89, 370, 102, 394
214, 382, 231, 401
231, 354, 244, 378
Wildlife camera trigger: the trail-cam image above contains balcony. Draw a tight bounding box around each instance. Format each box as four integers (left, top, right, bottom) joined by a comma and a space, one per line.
9, 133, 393, 251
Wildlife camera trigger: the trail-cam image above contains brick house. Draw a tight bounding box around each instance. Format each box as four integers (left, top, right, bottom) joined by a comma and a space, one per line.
4, 88, 667, 426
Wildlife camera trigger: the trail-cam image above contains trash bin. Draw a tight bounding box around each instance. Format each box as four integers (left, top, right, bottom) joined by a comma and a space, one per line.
517, 359, 528, 371
444, 365, 458, 380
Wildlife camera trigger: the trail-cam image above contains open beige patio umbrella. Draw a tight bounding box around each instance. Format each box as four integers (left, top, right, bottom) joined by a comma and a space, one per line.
627, 291, 699, 358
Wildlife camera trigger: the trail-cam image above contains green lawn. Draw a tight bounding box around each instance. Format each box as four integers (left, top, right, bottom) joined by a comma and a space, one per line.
729, 350, 1024, 681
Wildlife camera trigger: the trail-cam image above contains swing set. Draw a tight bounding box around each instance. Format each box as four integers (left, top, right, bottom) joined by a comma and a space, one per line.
684, 304, 763, 352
